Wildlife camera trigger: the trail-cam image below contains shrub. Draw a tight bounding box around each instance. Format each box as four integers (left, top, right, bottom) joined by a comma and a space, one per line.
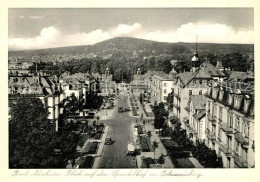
142, 157, 155, 168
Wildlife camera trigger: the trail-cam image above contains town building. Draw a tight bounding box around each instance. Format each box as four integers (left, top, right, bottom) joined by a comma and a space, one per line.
8, 74, 63, 131
59, 72, 96, 105
129, 68, 148, 97
151, 72, 175, 104
205, 82, 254, 168
172, 52, 226, 124
98, 68, 117, 96
184, 95, 206, 143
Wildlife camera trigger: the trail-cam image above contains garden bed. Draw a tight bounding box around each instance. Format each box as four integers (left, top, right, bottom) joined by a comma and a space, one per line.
132, 107, 138, 116
97, 125, 104, 132
79, 156, 94, 168
87, 142, 99, 154
139, 136, 152, 152
171, 157, 195, 168
94, 132, 103, 140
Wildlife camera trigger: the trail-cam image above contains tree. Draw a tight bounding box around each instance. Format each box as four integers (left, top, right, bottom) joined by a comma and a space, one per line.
54, 124, 80, 167
9, 97, 59, 168
158, 154, 165, 164
166, 91, 174, 111
147, 131, 152, 138
152, 102, 169, 129
63, 93, 81, 119
9, 97, 81, 168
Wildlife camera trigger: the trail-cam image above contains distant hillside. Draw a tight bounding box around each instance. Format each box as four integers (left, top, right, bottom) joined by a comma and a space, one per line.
8, 37, 254, 57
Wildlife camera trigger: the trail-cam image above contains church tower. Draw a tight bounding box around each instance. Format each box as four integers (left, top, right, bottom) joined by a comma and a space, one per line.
191, 37, 200, 72
137, 68, 141, 75
105, 67, 110, 76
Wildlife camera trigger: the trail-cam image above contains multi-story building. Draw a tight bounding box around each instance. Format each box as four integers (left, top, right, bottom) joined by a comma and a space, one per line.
172, 52, 226, 123
8, 74, 63, 131
129, 68, 148, 97
101, 67, 113, 82
184, 95, 206, 143
98, 68, 117, 96
151, 72, 175, 103
205, 82, 254, 168
59, 72, 96, 105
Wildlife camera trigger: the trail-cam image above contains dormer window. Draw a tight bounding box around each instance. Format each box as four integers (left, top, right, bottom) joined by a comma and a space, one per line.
193, 80, 196, 85
219, 90, 224, 101
243, 96, 250, 113
199, 80, 203, 85
228, 94, 233, 105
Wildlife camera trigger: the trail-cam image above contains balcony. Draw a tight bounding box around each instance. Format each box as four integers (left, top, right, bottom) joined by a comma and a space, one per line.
173, 103, 180, 110
217, 140, 232, 157
206, 129, 216, 141
220, 122, 233, 136
234, 156, 248, 168
234, 132, 249, 148
207, 114, 216, 124
173, 93, 181, 99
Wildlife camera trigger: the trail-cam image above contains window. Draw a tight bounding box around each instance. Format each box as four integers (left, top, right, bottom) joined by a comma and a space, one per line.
243, 148, 248, 162
164, 89, 167, 94
213, 104, 217, 117
199, 90, 202, 95
164, 83, 167, 87
164, 96, 167, 101
235, 140, 239, 153
235, 116, 240, 131
199, 80, 203, 85
193, 80, 196, 85
212, 125, 216, 133
219, 107, 223, 121
244, 121, 249, 137
208, 101, 211, 113
207, 80, 210, 85
189, 90, 192, 96
235, 96, 240, 107
218, 128, 222, 141
229, 113, 233, 128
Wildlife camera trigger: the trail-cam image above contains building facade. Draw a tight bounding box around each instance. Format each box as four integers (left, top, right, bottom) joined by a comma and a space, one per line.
8, 74, 63, 131
205, 83, 254, 168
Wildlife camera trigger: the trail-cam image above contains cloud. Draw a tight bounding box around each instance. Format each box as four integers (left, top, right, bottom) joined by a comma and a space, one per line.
140, 22, 254, 44
8, 22, 254, 50
9, 27, 61, 50
19, 16, 48, 19
110, 23, 142, 36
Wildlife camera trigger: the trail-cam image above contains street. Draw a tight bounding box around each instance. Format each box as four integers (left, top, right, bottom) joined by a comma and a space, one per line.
98, 92, 137, 168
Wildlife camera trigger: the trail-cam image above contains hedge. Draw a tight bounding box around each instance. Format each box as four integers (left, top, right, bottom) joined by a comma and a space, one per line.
140, 136, 150, 152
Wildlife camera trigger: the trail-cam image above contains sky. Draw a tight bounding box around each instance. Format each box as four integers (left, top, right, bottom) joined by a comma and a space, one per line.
8, 8, 254, 50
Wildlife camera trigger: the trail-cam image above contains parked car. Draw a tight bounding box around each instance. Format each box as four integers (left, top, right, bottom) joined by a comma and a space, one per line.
105, 137, 113, 145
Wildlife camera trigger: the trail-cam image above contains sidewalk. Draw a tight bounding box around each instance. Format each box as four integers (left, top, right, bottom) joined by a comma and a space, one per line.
131, 120, 174, 168
69, 125, 109, 169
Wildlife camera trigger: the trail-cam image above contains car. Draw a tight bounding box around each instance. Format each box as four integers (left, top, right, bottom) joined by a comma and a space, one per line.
105, 137, 113, 145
